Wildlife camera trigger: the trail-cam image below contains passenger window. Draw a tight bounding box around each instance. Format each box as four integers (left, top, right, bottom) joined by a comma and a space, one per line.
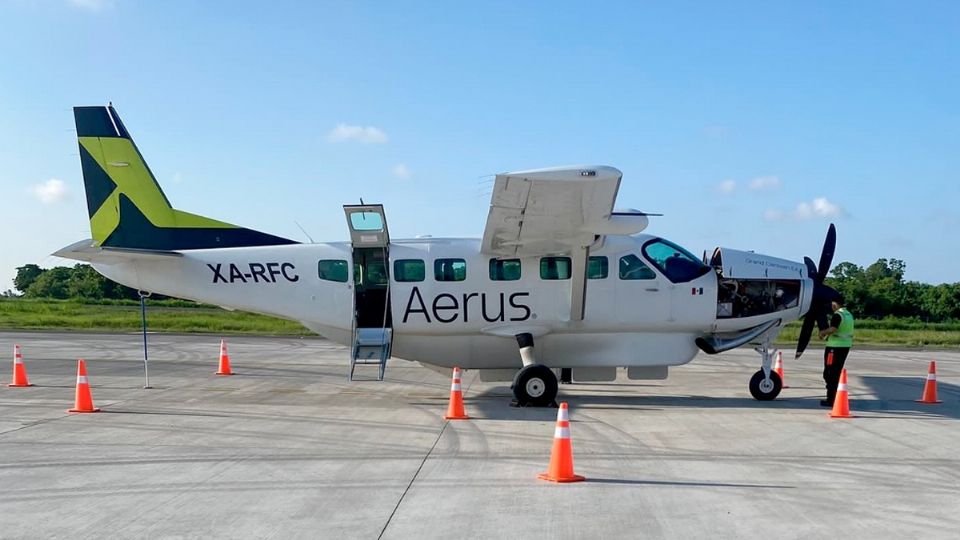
540, 257, 572, 280
619, 254, 656, 280
365, 261, 388, 286
642, 239, 710, 283
394, 259, 425, 282
434, 258, 466, 281
489, 259, 521, 281
588, 256, 608, 279
318, 260, 349, 283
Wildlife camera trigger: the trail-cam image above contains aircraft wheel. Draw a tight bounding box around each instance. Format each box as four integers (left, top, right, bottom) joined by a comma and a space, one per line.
749, 370, 782, 401
511, 364, 558, 407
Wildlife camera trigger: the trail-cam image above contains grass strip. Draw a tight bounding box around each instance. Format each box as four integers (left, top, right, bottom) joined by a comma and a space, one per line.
2, 299, 959, 346
0, 299, 310, 336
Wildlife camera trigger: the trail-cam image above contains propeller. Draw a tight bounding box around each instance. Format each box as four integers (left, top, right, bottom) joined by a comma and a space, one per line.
795, 223, 839, 359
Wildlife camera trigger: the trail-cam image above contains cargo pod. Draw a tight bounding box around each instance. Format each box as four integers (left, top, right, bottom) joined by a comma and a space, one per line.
708, 247, 806, 319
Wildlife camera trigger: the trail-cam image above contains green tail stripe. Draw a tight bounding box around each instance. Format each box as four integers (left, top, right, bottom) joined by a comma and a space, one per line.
104, 194, 297, 250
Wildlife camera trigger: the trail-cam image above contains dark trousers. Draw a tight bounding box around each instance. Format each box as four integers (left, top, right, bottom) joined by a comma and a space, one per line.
823, 346, 851, 403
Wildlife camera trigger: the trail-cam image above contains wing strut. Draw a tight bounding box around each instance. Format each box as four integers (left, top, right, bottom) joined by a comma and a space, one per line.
570, 245, 589, 321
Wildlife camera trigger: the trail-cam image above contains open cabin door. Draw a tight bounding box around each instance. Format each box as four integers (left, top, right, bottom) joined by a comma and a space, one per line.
343, 204, 392, 380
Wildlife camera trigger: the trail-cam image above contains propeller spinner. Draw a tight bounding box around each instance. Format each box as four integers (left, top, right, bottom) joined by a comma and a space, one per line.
795, 223, 839, 359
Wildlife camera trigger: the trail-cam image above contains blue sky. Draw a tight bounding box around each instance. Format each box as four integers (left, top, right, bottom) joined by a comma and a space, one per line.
1, 0, 957, 290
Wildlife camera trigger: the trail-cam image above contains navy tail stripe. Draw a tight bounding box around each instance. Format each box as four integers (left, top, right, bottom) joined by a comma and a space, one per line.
74, 106, 130, 138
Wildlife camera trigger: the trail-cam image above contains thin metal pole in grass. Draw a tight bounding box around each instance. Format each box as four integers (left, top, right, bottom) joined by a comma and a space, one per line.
139, 290, 152, 389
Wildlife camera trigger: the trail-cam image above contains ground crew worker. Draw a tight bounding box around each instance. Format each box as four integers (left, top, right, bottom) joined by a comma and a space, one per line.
818, 296, 855, 406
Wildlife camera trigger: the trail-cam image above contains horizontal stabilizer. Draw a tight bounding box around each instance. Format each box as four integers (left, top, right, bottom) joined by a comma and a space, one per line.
54, 239, 182, 264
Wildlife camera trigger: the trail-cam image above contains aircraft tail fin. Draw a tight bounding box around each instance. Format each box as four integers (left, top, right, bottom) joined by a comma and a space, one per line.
73, 105, 296, 250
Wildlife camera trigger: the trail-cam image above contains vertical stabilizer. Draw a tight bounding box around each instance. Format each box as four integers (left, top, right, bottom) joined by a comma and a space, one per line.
74, 105, 296, 250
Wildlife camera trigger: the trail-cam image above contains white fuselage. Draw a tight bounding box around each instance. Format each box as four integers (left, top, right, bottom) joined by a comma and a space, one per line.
90, 234, 810, 375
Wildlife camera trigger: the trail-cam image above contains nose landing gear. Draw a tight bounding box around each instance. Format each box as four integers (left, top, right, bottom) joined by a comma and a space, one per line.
749, 343, 783, 401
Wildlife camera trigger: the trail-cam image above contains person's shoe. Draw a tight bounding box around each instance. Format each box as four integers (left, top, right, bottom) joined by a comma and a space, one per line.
820, 400, 833, 407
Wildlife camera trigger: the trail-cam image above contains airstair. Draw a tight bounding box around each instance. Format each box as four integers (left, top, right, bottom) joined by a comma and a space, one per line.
349, 327, 392, 381
344, 204, 393, 381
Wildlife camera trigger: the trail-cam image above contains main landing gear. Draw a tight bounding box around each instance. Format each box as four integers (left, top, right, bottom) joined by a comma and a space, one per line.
511, 333, 559, 407
749, 342, 782, 401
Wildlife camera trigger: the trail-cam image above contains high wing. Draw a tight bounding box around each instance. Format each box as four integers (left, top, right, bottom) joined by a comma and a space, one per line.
480, 165, 650, 320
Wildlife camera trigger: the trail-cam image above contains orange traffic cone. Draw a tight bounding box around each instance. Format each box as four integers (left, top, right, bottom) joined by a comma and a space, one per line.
215, 339, 233, 376
444, 366, 469, 420
829, 368, 852, 418
538, 402, 585, 483
774, 350, 788, 389
8, 344, 33, 387
916, 361, 942, 404
68, 359, 100, 413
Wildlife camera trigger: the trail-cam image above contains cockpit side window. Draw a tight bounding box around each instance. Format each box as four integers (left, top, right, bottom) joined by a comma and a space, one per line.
642, 239, 710, 283
619, 254, 656, 280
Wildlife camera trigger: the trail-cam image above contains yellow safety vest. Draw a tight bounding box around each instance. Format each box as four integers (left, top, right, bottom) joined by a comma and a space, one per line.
826, 308, 854, 348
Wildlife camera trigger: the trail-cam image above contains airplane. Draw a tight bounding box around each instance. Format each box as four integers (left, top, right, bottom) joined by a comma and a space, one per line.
56, 104, 840, 407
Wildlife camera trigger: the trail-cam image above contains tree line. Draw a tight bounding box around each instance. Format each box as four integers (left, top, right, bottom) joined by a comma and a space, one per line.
826, 258, 959, 321
6, 259, 960, 322
10, 264, 144, 301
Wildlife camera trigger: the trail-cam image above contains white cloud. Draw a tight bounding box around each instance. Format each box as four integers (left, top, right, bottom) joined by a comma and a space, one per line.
762, 208, 784, 222
717, 179, 736, 194
68, 0, 113, 11
749, 175, 781, 191
795, 197, 845, 219
33, 179, 70, 204
391, 164, 411, 180
326, 123, 388, 144
172, 172, 183, 184
762, 197, 846, 222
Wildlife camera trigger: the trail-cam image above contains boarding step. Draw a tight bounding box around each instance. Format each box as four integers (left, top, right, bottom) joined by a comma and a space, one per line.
350, 327, 392, 381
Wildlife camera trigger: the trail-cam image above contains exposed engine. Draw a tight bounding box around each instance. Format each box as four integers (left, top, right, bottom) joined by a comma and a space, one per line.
717, 278, 800, 318
709, 247, 805, 319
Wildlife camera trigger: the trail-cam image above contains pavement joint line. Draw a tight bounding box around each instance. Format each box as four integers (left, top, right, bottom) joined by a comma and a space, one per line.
0, 382, 180, 440
378, 419, 449, 539
377, 371, 474, 539
0, 415, 72, 438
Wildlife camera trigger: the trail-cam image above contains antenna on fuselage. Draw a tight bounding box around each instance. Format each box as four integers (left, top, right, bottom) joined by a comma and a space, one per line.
293, 221, 316, 243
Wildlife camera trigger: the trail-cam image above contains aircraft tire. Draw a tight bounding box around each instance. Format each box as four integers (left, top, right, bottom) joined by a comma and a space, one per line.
511, 364, 558, 407
749, 370, 782, 401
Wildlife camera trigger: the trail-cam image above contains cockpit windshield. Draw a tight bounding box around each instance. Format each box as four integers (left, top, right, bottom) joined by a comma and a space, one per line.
642, 238, 710, 283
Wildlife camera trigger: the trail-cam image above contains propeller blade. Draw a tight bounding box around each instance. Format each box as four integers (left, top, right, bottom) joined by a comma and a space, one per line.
795, 313, 817, 359
816, 223, 836, 283
803, 256, 818, 281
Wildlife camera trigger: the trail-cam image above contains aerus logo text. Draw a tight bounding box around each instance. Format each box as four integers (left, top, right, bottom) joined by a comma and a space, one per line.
208, 263, 299, 283
403, 286, 531, 324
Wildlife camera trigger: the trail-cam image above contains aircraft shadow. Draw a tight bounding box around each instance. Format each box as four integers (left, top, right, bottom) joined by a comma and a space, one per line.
858, 376, 960, 420
463, 377, 959, 421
